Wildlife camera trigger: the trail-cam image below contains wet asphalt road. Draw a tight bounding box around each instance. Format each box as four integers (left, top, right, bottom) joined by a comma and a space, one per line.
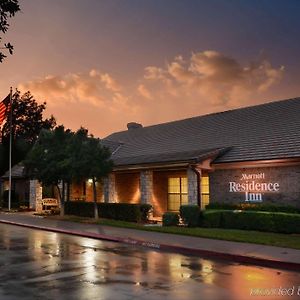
0, 224, 299, 300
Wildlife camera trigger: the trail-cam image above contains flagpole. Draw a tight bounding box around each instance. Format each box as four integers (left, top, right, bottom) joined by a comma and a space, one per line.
8, 87, 13, 211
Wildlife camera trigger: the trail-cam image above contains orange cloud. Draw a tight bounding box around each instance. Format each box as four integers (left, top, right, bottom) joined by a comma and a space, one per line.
19, 70, 125, 108
140, 50, 284, 107
18, 51, 284, 136
137, 84, 152, 99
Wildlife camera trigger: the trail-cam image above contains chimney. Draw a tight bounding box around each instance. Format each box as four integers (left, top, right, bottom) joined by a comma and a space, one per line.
127, 122, 143, 130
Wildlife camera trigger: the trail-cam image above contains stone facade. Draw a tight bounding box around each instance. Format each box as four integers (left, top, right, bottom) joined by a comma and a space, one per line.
209, 165, 300, 208
140, 170, 153, 204
103, 173, 116, 203
29, 180, 42, 211
187, 167, 199, 205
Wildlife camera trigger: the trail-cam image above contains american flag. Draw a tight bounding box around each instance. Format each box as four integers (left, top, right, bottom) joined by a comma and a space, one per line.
0, 94, 11, 126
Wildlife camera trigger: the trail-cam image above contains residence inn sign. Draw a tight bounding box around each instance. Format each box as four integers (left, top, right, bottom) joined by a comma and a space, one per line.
229, 172, 280, 202
209, 165, 300, 208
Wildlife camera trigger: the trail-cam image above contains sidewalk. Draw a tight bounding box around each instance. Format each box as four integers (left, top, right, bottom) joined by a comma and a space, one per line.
0, 212, 300, 271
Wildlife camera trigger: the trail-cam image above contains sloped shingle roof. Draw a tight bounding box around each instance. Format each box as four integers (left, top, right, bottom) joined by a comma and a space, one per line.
2, 163, 26, 179
104, 97, 300, 167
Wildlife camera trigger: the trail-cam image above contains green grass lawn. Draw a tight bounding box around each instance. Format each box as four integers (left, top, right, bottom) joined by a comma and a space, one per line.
49, 215, 300, 250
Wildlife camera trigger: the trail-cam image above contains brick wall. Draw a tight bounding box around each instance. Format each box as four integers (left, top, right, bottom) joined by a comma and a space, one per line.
70, 181, 84, 200
86, 181, 104, 202
210, 165, 300, 208
70, 180, 103, 202
115, 172, 140, 204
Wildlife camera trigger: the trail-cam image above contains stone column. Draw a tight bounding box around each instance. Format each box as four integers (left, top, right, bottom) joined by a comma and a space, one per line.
140, 170, 153, 204
103, 173, 116, 203
187, 167, 200, 206
29, 180, 42, 211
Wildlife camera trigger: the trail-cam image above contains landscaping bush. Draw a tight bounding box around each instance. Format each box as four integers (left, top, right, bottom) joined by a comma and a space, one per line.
65, 201, 142, 222
98, 203, 117, 219
140, 204, 153, 222
98, 203, 141, 222
163, 212, 179, 226
202, 210, 224, 228
240, 203, 300, 214
65, 201, 94, 217
201, 209, 300, 233
220, 211, 275, 232
205, 202, 300, 214
205, 203, 237, 210
180, 205, 201, 227
271, 212, 300, 234
1, 190, 19, 209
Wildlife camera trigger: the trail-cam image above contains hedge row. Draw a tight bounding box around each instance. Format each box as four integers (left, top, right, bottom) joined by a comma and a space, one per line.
1, 190, 19, 209
162, 205, 300, 233
99, 203, 141, 222
64, 201, 152, 222
201, 210, 300, 234
0, 190, 30, 209
205, 203, 300, 214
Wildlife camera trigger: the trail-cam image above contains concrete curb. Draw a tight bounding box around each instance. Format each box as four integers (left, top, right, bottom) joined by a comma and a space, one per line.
1, 219, 300, 271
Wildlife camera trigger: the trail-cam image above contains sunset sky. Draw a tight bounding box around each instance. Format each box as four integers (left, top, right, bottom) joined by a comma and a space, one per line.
0, 0, 300, 137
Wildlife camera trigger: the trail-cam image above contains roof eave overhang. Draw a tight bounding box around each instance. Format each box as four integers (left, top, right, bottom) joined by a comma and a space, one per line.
112, 147, 230, 171
212, 157, 300, 169
112, 149, 227, 171
112, 160, 193, 171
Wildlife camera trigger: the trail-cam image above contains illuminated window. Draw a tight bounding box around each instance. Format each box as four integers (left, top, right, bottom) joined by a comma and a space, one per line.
168, 177, 188, 211
201, 174, 210, 209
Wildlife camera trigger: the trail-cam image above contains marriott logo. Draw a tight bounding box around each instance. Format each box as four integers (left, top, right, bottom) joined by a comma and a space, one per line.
229, 173, 280, 202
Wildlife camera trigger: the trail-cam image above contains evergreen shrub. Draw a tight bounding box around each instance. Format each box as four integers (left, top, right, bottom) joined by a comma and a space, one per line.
162, 212, 179, 226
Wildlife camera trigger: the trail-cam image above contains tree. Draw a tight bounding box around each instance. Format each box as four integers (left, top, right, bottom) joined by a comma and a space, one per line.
24, 126, 73, 216
1, 90, 56, 142
0, 0, 20, 62
25, 127, 113, 218
69, 129, 113, 219
0, 90, 56, 175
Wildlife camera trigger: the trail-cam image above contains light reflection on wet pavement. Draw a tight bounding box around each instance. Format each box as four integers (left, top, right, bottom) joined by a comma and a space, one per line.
0, 224, 299, 300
